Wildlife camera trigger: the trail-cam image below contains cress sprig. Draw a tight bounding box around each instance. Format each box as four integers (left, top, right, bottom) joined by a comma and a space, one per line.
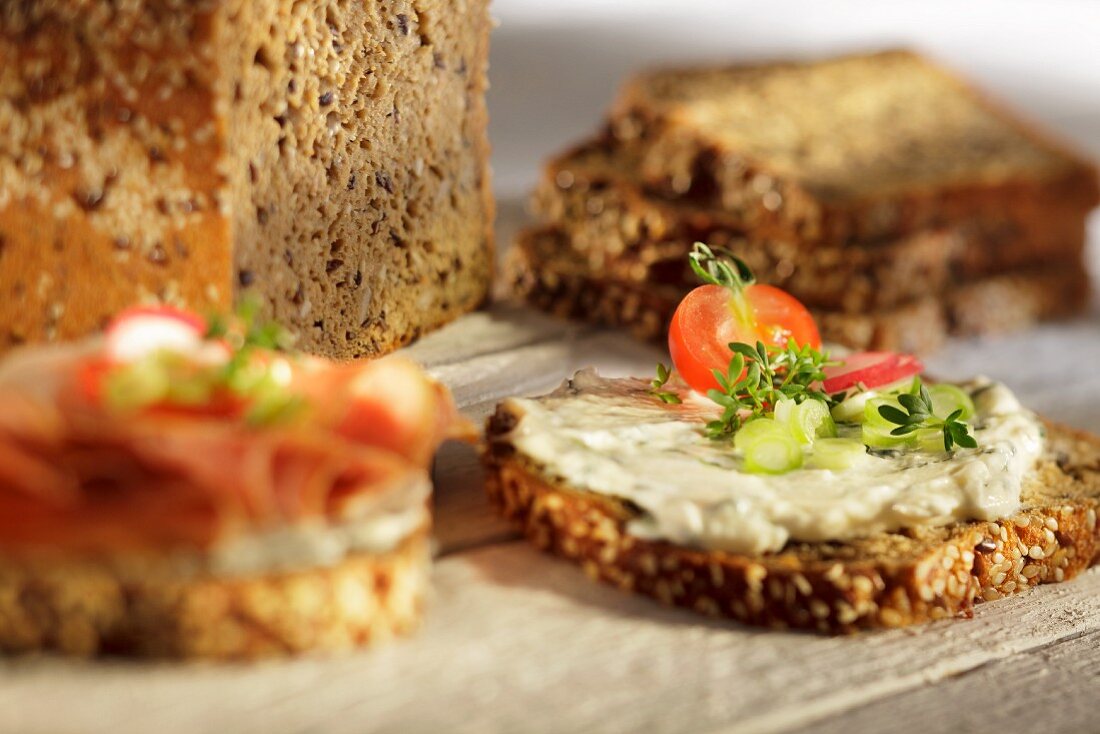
649, 362, 682, 404
877, 378, 977, 451
703, 339, 837, 439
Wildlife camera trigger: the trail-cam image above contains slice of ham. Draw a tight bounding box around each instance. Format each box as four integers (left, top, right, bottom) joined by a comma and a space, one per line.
0, 342, 463, 555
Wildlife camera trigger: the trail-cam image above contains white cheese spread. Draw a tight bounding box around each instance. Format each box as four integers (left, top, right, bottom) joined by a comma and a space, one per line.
206, 473, 431, 576
504, 370, 1043, 555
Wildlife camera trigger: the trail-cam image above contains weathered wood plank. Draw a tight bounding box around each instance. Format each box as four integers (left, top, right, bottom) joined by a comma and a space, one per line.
1, 546, 1096, 734
399, 302, 584, 370
802, 628, 1100, 734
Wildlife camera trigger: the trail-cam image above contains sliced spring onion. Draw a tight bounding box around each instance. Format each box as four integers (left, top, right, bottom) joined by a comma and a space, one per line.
861, 423, 915, 449
789, 399, 837, 444
877, 375, 920, 395
863, 396, 906, 431
103, 361, 171, 411
743, 431, 804, 474
927, 384, 976, 421
915, 427, 951, 453
830, 389, 876, 423
809, 437, 869, 470
772, 396, 796, 424
733, 417, 786, 453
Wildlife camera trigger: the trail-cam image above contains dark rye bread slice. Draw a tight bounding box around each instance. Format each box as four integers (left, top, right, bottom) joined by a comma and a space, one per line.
519, 211, 1087, 314
482, 382, 1100, 632
532, 138, 1090, 311
0, 525, 430, 659
607, 50, 1099, 243
0, 0, 493, 357
508, 226, 1090, 353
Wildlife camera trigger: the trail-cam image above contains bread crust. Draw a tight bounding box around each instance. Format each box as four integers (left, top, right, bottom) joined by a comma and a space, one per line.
607, 50, 1100, 243
507, 231, 1089, 353
0, 0, 493, 357
531, 139, 1090, 312
483, 412, 1100, 633
0, 526, 430, 659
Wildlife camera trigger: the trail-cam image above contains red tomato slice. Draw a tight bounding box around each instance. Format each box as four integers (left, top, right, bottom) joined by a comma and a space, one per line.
821, 351, 924, 395
668, 284, 821, 394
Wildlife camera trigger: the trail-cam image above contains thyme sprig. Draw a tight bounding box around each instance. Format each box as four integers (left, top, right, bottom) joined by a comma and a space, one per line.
703, 340, 836, 439
877, 378, 977, 451
649, 363, 682, 404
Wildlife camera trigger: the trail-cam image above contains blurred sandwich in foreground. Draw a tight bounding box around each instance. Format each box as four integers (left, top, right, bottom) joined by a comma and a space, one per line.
0, 305, 468, 659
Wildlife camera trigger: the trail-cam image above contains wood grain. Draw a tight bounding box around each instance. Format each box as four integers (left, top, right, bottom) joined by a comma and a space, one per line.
0, 545, 1097, 734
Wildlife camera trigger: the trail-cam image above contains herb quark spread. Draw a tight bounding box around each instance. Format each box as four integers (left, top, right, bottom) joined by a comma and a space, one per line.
504, 370, 1044, 555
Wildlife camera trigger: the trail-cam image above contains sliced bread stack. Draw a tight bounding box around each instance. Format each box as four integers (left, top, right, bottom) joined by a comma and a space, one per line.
510, 50, 1099, 352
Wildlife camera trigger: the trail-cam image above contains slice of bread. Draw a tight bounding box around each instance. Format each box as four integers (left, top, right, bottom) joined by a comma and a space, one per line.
532, 139, 1090, 311
0, 0, 493, 357
483, 384, 1100, 632
0, 525, 430, 659
607, 50, 1099, 243
508, 226, 1090, 353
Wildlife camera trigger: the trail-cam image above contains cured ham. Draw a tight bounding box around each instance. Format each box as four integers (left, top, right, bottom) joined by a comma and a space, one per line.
0, 307, 467, 555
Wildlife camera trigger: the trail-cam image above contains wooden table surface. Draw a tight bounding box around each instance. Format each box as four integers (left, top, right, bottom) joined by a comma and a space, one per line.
3, 283, 1100, 733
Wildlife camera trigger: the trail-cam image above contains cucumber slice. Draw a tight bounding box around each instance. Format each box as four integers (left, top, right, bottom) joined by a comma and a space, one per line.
743, 431, 804, 474
927, 384, 976, 421
809, 437, 868, 470
830, 389, 876, 423
790, 399, 837, 444
733, 417, 786, 453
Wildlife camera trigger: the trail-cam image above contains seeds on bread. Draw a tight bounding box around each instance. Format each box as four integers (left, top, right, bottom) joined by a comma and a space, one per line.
484, 403, 1100, 633
0, 0, 493, 357
533, 138, 1090, 312
507, 229, 1090, 353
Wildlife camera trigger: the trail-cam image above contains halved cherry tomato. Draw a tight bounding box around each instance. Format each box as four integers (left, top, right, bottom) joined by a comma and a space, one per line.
821, 351, 923, 395
669, 284, 821, 394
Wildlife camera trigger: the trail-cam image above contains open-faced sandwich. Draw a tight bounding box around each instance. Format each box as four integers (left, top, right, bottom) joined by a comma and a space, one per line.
0, 305, 467, 658
484, 244, 1100, 632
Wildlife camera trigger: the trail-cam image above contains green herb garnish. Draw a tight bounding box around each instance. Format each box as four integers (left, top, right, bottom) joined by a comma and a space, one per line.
688, 242, 756, 325
876, 378, 978, 451
103, 300, 302, 427
649, 362, 682, 404
703, 340, 835, 439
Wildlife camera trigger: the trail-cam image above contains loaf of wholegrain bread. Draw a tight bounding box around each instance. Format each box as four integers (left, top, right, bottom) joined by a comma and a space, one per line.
484, 385, 1100, 633
0, 0, 493, 357
608, 50, 1099, 243
508, 228, 1090, 353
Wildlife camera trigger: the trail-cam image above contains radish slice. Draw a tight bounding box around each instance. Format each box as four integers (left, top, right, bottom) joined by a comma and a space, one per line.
105, 306, 208, 363
822, 351, 923, 395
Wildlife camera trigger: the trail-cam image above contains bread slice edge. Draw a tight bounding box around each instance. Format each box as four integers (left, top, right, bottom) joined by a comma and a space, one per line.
483, 409, 1100, 633
0, 524, 431, 659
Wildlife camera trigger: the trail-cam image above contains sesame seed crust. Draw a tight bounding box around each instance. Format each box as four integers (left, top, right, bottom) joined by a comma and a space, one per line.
0, 525, 430, 659
483, 410, 1100, 633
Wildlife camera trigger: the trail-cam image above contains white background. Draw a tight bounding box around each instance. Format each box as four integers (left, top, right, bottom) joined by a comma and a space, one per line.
486, 0, 1100, 198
